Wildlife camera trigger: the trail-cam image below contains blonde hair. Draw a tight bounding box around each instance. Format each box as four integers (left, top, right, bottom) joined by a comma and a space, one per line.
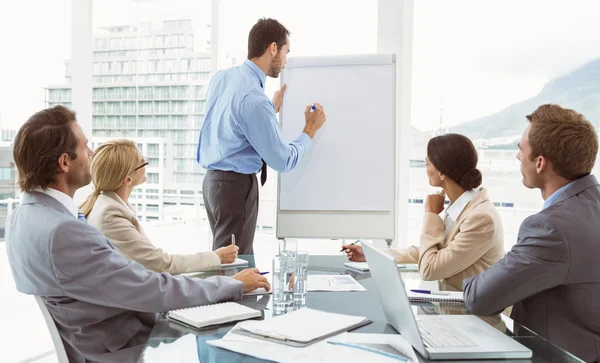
80, 139, 140, 216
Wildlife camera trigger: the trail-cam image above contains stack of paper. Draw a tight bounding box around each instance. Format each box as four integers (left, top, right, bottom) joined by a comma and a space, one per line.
208, 326, 419, 363
308, 275, 366, 292
221, 258, 249, 268
234, 308, 371, 345
344, 261, 417, 272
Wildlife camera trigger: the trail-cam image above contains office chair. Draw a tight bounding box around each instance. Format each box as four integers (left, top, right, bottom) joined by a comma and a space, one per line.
34, 296, 70, 363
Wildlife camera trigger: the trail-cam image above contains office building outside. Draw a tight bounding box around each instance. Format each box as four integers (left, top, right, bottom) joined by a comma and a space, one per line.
0, 138, 19, 237
46, 20, 212, 222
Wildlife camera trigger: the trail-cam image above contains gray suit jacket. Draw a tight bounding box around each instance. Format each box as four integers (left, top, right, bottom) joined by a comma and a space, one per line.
7, 192, 244, 363
463, 175, 600, 362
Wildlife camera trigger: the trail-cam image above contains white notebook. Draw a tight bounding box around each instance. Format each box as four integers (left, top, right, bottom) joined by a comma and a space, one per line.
221, 258, 249, 268
234, 308, 371, 346
167, 302, 261, 329
406, 290, 464, 303
344, 261, 415, 272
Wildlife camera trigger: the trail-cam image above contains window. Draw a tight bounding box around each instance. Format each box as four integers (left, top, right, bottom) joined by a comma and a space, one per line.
147, 143, 160, 157
408, 1, 600, 250
125, 36, 136, 48
165, 59, 175, 72
146, 204, 160, 212
147, 173, 159, 184
110, 38, 121, 49
149, 60, 160, 73
140, 35, 152, 48
194, 101, 205, 114
148, 158, 160, 167
173, 34, 186, 45
0, 168, 12, 180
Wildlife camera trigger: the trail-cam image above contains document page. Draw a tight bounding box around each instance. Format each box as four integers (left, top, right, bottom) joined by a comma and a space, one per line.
308, 275, 367, 292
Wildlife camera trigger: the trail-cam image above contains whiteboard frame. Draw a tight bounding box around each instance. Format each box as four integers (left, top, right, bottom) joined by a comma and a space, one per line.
276, 54, 396, 240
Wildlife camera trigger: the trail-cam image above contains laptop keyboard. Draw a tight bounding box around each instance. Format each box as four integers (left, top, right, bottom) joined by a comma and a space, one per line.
417, 318, 478, 348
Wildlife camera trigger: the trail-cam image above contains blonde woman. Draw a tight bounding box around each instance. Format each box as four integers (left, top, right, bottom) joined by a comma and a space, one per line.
343, 134, 505, 291
80, 140, 238, 274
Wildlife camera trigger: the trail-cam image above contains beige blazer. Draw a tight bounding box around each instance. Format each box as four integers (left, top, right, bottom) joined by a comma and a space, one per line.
390, 188, 505, 291
87, 191, 221, 274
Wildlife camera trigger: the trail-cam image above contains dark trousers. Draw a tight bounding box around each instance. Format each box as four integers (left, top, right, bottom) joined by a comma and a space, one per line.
202, 170, 258, 255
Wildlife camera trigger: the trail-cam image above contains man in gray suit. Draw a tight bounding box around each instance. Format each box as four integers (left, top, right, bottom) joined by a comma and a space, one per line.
463, 104, 600, 363
6, 106, 270, 363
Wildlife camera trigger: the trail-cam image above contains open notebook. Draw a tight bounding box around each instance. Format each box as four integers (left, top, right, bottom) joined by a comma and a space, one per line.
167, 302, 261, 329
406, 290, 464, 303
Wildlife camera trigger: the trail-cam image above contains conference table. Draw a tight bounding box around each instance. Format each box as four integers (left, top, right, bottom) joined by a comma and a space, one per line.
140, 255, 583, 362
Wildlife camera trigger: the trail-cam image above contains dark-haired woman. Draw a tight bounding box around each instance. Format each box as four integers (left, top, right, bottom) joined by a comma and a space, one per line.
344, 133, 505, 291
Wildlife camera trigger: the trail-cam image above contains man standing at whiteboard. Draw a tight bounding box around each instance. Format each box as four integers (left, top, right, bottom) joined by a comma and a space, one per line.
197, 18, 327, 254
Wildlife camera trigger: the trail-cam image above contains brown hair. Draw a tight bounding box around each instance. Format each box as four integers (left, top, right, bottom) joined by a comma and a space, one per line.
247, 18, 290, 59
427, 133, 482, 190
526, 104, 598, 180
13, 105, 78, 192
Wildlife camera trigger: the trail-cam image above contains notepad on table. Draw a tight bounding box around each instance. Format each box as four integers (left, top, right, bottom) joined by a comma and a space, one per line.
167, 302, 261, 329
406, 290, 464, 303
344, 261, 415, 272
231, 307, 372, 347
221, 258, 249, 268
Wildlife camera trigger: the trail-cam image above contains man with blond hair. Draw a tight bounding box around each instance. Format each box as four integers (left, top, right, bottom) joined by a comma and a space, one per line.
463, 104, 600, 362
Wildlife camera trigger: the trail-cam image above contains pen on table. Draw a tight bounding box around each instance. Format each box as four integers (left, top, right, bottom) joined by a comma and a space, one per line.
340, 239, 360, 253
327, 341, 408, 362
231, 234, 235, 246
410, 289, 451, 296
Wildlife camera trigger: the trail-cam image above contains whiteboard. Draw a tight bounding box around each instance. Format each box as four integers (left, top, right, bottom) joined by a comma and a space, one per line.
277, 54, 396, 239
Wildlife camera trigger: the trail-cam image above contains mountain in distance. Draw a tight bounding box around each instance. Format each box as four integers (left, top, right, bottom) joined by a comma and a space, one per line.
449, 58, 600, 149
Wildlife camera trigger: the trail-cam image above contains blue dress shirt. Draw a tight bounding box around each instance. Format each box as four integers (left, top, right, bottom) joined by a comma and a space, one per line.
543, 181, 575, 209
197, 59, 311, 174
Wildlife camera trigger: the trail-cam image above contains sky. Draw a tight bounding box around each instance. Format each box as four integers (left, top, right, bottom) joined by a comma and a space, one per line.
1, 0, 599, 131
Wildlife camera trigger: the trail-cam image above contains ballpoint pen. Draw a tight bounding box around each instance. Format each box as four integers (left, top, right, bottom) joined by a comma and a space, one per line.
410, 289, 451, 296
340, 239, 360, 253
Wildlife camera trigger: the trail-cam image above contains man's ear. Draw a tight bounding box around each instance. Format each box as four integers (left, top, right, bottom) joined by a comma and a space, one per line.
268, 42, 278, 56
536, 155, 548, 174
57, 153, 70, 173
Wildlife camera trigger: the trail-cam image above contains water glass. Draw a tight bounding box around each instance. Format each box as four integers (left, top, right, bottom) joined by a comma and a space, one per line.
272, 255, 295, 313
293, 251, 309, 308
278, 238, 298, 259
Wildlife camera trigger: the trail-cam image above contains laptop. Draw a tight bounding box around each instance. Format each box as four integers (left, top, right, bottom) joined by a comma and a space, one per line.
362, 242, 532, 360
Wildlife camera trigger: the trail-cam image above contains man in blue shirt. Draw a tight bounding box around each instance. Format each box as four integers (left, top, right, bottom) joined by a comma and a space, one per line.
197, 18, 327, 254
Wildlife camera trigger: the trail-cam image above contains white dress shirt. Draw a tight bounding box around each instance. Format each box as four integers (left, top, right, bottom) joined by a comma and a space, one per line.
443, 189, 479, 236
33, 187, 79, 218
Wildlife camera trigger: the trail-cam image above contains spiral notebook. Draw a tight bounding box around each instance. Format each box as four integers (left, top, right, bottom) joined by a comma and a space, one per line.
167, 302, 261, 329
406, 290, 464, 303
